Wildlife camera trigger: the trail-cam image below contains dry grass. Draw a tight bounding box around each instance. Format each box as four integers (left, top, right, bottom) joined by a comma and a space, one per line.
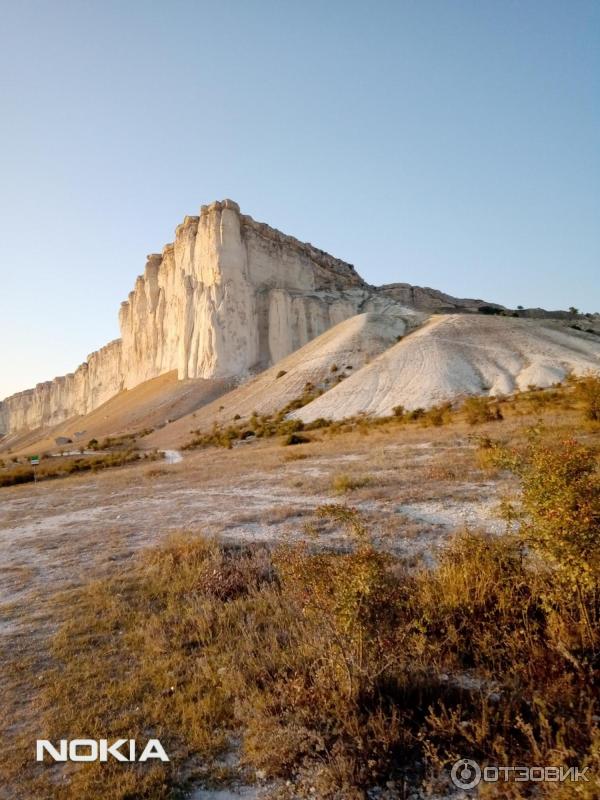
424, 463, 459, 482
3, 427, 600, 798
282, 450, 309, 462
2, 380, 600, 798
180, 375, 598, 456
0, 450, 162, 488
331, 472, 372, 493
144, 467, 173, 479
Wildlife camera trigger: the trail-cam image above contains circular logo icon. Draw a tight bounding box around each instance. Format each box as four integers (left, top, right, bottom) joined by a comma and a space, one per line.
451, 758, 482, 789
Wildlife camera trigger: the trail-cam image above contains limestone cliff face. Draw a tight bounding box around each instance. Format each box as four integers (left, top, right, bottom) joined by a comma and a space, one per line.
118, 200, 370, 386
0, 340, 123, 435
0, 200, 381, 436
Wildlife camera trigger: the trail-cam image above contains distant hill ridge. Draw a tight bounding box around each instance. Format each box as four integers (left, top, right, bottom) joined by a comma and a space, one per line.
1, 200, 597, 438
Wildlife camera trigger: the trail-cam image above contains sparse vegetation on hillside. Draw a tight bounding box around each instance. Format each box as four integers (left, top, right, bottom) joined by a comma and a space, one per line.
0, 449, 162, 488
87, 428, 154, 451
183, 383, 325, 449
331, 472, 372, 493
180, 374, 600, 452
462, 395, 503, 424
5, 424, 600, 799
495, 430, 600, 591
575, 373, 600, 422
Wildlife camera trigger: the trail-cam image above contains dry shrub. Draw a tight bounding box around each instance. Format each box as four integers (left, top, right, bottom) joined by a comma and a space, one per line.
425, 464, 458, 481
331, 473, 372, 493
6, 433, 600, 798
527, 391, 558, 413
0, 463, 34, 486
422, 402, 453, 427
498, 430, 600, 592
473, 435, 503, 476
575, 373, 600, 422
0, 450, 160, 488
463, 395, 503, 425
284, 433, 311, 446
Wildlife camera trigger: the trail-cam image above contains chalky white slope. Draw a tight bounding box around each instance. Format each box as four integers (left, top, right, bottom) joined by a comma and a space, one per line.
144, 309, 422, 448
294, 315, 600, 421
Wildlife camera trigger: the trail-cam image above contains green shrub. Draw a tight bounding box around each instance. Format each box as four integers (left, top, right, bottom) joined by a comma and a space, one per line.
478, 305, 504, 315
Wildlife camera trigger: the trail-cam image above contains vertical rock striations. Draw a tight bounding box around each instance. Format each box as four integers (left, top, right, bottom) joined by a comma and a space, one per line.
1, 200, 384, 435
0, 340, 123, 435
118, 199, 370, 384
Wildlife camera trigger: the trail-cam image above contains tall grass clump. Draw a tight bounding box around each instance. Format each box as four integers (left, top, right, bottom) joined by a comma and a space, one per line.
575, 373, 600, 422
7, 434, 600, 798
462, 395, 503, 424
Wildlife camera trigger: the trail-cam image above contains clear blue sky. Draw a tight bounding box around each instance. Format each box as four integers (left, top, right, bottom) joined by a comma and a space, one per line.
1, 0, 598, 398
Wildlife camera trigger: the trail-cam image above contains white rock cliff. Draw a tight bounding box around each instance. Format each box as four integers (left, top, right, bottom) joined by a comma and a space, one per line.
0, 200, 391, 435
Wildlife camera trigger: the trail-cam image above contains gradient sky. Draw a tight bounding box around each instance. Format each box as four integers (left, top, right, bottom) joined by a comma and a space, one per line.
1, 0, 598, 398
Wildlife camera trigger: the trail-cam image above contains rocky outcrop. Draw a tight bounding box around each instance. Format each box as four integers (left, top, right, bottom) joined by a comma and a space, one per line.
377, 283, 505, 312
0, 340, 123, 435
116, 199, 376, 390
0, 200, 400, 436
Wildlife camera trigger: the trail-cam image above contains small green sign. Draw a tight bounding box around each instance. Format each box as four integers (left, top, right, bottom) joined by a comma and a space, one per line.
30, 455, 40, 466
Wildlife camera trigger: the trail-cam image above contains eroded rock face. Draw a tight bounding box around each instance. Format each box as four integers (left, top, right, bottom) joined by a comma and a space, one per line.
377, 283, 505, 312
118, 199, 370, 386
0, 200, 379, 435
0, 340, 123, 435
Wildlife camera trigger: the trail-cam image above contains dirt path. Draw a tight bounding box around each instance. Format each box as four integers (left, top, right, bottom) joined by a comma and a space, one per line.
0, 431, 508, 643
0, 426, 513, 800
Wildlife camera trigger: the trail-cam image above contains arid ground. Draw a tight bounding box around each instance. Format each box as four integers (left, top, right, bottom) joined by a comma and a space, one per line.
0, 423, 509, 636
1, 389, 599, 799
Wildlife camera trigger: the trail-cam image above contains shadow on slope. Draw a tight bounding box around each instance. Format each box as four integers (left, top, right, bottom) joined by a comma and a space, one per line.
144, 311, 421, 449
1, 371, 232, 456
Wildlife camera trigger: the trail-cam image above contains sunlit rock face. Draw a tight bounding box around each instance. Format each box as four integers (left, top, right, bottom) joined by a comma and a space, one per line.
118, 199, 371, 385
0, 200, 381, 435
0, 340, 123, 435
